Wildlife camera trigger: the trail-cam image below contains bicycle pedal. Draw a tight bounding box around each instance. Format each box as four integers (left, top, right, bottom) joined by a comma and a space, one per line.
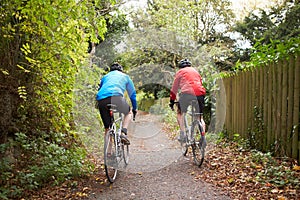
120, 135, 130, 145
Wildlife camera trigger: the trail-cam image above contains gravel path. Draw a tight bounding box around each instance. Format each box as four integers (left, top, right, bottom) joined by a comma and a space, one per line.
89, 114, 231, 200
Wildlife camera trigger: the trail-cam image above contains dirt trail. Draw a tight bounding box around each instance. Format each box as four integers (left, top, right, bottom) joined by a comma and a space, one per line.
89, 113, 231, 200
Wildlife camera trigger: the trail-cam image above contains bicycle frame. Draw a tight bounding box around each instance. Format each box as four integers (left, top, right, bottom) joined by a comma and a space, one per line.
104, 104, 129, 183
175, 100, 205, 167
184, 100, 203, 142
109, 105, 123, 134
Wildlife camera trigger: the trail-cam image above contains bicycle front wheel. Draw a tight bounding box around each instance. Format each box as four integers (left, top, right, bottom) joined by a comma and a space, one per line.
180, 133, 188, 156
122, 143, 129, 165
191, 121, 205, 167
104, 130, 118, 183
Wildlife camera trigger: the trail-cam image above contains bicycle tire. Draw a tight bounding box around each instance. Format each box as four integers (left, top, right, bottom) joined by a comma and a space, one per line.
104, 130, 118, 183
191, 121, 205, 167
122, 143, 129, 165
180, 132, 188, 156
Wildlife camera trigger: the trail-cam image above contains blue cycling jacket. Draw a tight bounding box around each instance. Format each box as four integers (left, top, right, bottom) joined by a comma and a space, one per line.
96, 70, 137, 110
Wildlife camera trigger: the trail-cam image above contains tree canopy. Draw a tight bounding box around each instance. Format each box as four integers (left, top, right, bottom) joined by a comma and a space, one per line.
235, 0, 300, 46
232, 0, 300, 68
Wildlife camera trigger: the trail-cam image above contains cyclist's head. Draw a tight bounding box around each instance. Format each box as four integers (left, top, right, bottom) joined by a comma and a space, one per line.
178, 58, 191, 68
110, 63, 123, 72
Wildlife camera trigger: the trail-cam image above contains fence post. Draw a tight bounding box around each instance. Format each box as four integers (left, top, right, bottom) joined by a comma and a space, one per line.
267, 63, 272, 151
276, 60, 283, 155
272, 60, 279, 155
281, 59, 288, 156
292, 55, 299, 161
286, 56, 295, 157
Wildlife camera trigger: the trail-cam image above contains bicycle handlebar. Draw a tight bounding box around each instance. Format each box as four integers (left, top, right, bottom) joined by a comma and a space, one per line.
169, 101, 179, 111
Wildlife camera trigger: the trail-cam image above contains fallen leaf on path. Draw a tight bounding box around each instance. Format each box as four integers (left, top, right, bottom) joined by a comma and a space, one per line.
271, 188, 279, 193
76, 192, 87, 197
292, 165, 300, 171
277, 195, 287, 200
227, 178, 235, 184
265, 182, 272, 187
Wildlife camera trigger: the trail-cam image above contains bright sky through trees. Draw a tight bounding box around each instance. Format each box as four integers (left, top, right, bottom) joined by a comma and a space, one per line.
232, 0, 284, 20
123, 0, 283, 19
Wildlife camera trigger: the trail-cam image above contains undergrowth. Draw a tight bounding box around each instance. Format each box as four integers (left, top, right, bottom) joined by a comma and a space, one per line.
219, 133, 300, 190
161, 101, 300, 192
0, 132, 94, 200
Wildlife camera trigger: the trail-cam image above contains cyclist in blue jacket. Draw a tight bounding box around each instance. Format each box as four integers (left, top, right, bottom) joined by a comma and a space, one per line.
96, 63, 137, 145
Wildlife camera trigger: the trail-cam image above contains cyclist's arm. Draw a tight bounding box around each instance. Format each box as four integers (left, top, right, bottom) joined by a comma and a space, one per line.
170, 73, 181, 101
98, 76, 106, 89
126, 77, 137, 110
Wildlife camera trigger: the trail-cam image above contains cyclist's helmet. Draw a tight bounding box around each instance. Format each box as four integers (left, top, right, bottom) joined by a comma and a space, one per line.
178, 58, 192, 68
110, 63, 123, 72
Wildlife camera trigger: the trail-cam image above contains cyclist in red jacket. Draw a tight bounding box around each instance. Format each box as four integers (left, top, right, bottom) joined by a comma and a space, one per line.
169, 58, 206, 142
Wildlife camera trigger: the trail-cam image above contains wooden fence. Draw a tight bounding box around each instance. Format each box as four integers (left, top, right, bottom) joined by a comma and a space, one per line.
218, 55, 299, 162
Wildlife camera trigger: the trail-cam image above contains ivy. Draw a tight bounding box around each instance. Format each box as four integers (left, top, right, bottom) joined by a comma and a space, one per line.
250, 37, 300, 65
0, 0, 110, 134
0, 0, 120, 198
233, 36, 300, 72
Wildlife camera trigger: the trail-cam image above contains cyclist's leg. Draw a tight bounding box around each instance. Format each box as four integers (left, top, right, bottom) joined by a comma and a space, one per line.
176, 108, 184, 133
98, 97, 112, 134
111, 96, 131, 144
196, 95, 205, 135
112, 96, 131, 130
178, 94, 190, 130
98, 97, 115, 157
178, 94, 191, 141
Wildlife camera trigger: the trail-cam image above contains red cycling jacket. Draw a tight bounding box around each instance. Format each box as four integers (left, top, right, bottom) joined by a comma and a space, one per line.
170, 67, 206, 101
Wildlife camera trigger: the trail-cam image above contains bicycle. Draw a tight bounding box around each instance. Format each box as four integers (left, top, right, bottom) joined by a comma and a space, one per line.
104, 104, 130, 183
174, 100, 206, 167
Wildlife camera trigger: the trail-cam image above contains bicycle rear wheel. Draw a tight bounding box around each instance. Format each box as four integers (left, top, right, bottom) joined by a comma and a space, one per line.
191, 121, 205, 167
104, 130, 118, 183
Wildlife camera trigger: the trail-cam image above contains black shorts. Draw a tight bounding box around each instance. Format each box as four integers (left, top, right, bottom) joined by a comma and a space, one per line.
177, 93, 205, 114
97, 96, 130, 129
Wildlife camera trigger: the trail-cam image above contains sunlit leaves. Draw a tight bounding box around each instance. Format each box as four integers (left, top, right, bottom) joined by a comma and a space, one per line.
135, 0, 234, 44
2, 0, 114, 133
238, 36, 300, 70
17, 86, 27, 101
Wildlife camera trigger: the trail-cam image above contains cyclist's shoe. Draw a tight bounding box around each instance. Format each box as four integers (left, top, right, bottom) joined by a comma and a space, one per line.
177, 131, 186, 142
120, 134, 130, 145
121, 128, 128, 135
